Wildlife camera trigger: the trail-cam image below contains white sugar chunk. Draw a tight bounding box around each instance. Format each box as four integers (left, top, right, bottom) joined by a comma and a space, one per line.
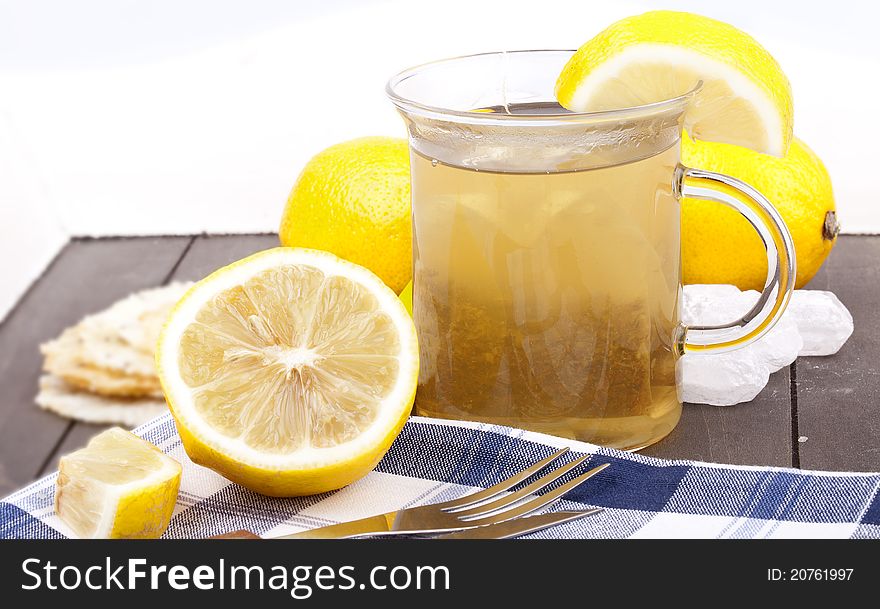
682, 284, 751, 326
676, 285, 853, 406
786, 290, 854, 356
746, 315, 803, 371
678, 351, 770, 406
680, 284, 801, 405
737, 291, 804, 372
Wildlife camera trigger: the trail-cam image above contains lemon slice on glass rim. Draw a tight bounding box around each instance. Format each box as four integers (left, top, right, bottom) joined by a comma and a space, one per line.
555, 10, 794, 156
156, 247, 418, 497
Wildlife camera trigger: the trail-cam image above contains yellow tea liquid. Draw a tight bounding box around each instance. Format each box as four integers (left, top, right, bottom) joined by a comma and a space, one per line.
411, 112, 682, 450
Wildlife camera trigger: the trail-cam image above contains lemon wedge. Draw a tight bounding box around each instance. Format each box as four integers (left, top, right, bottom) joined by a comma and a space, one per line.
555, 11, 794, 156
55, 428, 181, 539
156, 247, 418, 497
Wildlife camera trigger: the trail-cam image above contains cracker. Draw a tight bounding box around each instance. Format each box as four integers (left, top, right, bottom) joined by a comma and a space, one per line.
40, 282, 191, 397
86, 282, 192, 356
42, 330, 163, 397
44, 324, 158, 380
36, 375, 167, 427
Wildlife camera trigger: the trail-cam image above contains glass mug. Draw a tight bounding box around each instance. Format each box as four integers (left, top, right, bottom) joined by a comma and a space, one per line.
386, 50, 795, 450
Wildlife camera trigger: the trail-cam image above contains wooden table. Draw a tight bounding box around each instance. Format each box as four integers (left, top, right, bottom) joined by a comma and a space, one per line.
0, 234, 876, 497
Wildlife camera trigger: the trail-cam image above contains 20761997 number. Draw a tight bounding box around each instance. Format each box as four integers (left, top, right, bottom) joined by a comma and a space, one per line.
792, 568, 854, 581
768, 568, 854, 581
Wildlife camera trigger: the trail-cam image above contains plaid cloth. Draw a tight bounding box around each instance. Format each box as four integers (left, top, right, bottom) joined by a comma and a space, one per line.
3, 413, 880, 539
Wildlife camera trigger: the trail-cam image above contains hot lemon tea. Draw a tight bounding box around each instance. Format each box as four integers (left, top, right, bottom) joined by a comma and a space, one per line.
411, 121, 681, 449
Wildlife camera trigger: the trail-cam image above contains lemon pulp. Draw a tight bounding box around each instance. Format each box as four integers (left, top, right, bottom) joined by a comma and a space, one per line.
178, 266, 402, 453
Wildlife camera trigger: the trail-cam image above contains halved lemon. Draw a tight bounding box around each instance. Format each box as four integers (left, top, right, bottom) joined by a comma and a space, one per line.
55, 427, 181, 539
156, 247, 418, 497
555, 11, 794, 156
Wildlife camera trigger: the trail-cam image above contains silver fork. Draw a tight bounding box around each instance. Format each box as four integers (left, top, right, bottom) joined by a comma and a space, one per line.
212, 448, 609, 539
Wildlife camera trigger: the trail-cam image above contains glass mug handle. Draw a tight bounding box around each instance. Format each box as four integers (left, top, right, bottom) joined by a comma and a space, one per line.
675, 166, 797, 354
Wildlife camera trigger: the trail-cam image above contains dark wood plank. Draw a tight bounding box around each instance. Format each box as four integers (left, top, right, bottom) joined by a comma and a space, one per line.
797, 236, 880, 472
0, 237, 192, 496
37, 234, 279, 475
170, 234, 278, 281
642, 367, 792, 467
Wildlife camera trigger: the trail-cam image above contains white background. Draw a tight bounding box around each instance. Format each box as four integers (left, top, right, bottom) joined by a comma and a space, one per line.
1, 0, 878, 319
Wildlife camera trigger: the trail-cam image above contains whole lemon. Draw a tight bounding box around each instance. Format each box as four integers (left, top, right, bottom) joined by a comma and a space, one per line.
280, 137, 411, 293
682, 134, 838, 290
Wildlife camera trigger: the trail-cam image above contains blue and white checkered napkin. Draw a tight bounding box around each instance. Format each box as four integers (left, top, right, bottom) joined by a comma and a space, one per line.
3, 413, 880, 539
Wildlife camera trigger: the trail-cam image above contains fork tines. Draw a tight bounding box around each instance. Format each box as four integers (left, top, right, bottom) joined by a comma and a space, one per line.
437, 448, 609, 526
